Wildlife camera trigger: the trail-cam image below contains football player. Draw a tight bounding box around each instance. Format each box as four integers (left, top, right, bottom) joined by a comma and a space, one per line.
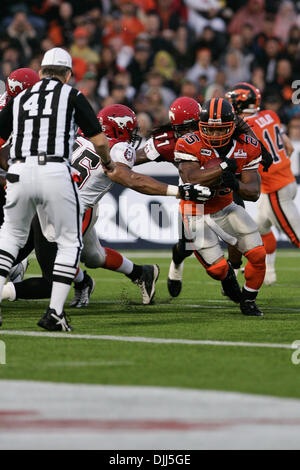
134, 96, 272, 299
2, 104, 210, 308
174, 97, 266, 316
226, 82, 298, 285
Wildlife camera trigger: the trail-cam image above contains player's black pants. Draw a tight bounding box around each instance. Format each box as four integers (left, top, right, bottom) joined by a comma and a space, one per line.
14, 214, 57, 299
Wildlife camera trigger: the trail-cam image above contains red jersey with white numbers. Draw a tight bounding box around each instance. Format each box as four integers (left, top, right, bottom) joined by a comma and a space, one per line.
174, 131, 262, 215
144, 129, 176, 162
246, 110, 295, 193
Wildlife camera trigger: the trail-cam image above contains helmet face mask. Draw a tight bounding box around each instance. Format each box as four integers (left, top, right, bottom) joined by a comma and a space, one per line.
199, 98, 236, 148
169, 97, 202, 138
97, 104, 141, 148
225, 82, 261, 115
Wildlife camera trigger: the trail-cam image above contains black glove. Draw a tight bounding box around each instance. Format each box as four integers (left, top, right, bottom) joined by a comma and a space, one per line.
221, 169, 240, 191
220, 157, 237, 174
260, 142, 273, 172
179, 184, 211, 202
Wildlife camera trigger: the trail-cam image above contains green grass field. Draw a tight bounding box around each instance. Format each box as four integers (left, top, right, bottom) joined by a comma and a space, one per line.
1, 249, 300, 399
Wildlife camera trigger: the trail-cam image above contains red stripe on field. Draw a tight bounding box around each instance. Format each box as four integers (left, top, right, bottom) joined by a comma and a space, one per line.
2, 415, 300, 432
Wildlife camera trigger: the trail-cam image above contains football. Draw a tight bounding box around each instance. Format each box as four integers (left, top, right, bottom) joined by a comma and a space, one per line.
202, 157, 221, 169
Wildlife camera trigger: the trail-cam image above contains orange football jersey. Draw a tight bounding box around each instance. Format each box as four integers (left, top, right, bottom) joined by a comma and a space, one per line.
245, 110, 295, 193
175, 131, 261, 215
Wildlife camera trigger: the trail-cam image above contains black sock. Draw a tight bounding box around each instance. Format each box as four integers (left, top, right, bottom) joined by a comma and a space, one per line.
15, 277, 52, 299
241, 287, 258, 302
172, 243, 192, 265
126, 264, 143, 281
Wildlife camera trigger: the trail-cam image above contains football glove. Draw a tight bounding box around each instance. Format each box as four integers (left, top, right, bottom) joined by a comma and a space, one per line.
221, 169, 240, 191
260, 142, 273, 172
179, 184, 211, 202
220, 157, 238, 174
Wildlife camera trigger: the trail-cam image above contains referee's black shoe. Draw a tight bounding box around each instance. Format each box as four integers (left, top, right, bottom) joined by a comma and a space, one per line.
37, 308, 73, 331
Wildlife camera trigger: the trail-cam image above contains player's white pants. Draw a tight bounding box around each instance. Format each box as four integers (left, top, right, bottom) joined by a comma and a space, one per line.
81, 204, 106, 268
0, 159, 83, 283
183, 202, 262, 265
256, 181, 300, 247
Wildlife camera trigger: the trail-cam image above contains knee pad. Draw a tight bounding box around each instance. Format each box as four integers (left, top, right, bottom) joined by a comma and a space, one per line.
261, 231, 277, 254
206, 258, 229, 281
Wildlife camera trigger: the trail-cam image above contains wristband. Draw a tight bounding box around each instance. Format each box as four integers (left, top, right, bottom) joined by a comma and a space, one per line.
166, 185, 179, 196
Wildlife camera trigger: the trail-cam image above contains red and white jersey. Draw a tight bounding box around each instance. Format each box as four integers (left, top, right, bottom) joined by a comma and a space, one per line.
0, 92, 9, 111
175, 131, 261, 214
245, 109, 295, 193
144, 129, 176, 163
71, 135, 136, 212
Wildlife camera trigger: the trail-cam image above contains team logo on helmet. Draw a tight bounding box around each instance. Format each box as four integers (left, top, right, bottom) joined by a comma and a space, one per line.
107, 115, 134, 129
168, 110, 175, 121
7, 78, 23, 94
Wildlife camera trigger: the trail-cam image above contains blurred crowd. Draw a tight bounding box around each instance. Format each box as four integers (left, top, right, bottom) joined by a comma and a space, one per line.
1, 0, 300, 139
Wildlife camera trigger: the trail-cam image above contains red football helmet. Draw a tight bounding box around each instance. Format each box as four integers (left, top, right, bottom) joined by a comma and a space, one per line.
97, 104, 141, 147
6, 68, 40, 97
169, 97, 202, 137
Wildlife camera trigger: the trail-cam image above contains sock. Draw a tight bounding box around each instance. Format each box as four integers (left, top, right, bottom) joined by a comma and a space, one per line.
2, 282, 16, 301
241, 286, 258, 301
0, 275, 8, 302
244, 246, 266, 291
172, 242, 192, 265
126, 264, 143, 281
266, 252, 276, 270
261, 231, 277, 254
15, 277, 52, 299
49, 281, 71, 315
74, 267, 84, 283
104, 247, 134, 275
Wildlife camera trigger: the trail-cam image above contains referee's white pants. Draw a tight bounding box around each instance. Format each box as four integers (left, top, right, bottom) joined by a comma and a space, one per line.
0, 159, 83, 280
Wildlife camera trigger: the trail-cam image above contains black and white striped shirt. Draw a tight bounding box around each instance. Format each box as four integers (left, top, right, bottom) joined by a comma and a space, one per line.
0, 77, 102, 160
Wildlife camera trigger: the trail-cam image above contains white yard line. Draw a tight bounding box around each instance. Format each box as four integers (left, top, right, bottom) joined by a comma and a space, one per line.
0, 329, 295, 350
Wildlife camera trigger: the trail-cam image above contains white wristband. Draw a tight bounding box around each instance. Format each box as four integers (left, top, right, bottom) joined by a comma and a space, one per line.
166, 185, 179, 196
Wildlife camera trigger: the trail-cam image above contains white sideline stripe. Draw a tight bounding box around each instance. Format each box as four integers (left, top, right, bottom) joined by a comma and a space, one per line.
0, 330, 295, 350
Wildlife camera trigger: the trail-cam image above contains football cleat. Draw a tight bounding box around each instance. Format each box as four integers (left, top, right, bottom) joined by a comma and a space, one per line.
8, 258, 29, 283
264, 268, 276, 286
37, 308, 73, 331
70, 271, 95, 308
167, 260, 184, 297
134, 264, 160, 304
240, 299, 264, 317
221, 263, 242, 303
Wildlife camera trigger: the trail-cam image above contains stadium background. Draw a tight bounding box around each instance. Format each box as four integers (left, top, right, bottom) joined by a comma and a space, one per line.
1, 0, 300, 248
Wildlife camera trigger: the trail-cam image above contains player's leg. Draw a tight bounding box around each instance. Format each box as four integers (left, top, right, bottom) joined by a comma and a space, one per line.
37, 165, 83, 331
81, 222, 159, 305
184, 213, 242, 304
268, 182, 300, 249
168, 209, 193, 297
0, 167, 37, 325
216, 203, 265, 316
255, 192, 277, 285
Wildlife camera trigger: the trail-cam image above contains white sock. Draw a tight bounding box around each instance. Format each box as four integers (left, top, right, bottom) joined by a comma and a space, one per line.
0, 275, 7, 302
74, 267, 84, 283
2, 282, 16, 301
116, 256, 134, 275
49, 281, 71, 315
266, 252, 276, 270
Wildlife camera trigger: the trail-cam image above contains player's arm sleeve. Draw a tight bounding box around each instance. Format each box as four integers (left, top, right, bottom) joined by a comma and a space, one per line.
235, 116, 256, 138
73, 92, 102, 138
111, 143, 135, 169
0, 99, 13, 141
174, 138, 199, 162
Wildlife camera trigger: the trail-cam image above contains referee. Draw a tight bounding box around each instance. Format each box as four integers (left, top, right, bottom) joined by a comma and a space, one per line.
0, 47, 112, 331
